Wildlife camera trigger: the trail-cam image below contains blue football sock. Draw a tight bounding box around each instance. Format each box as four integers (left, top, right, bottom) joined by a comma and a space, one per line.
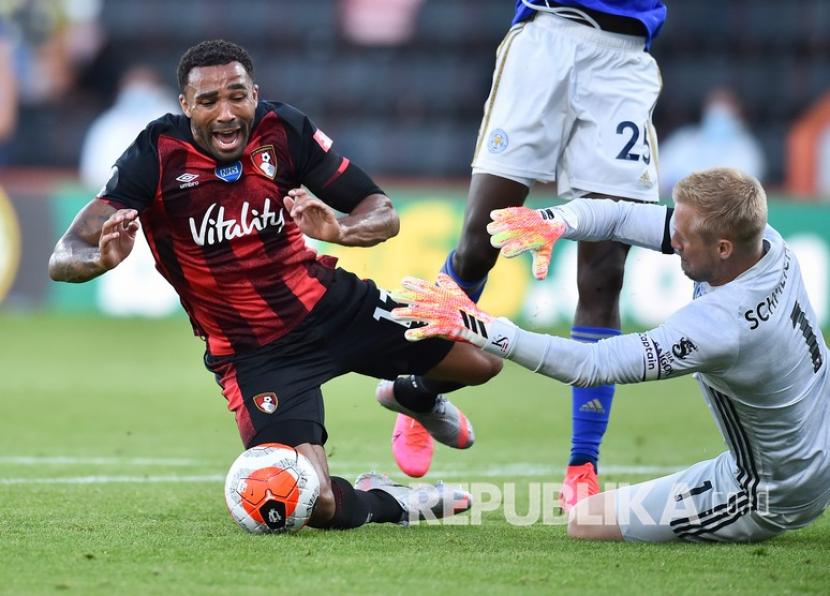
569, 326, 621, 469
440, 250, 487, 303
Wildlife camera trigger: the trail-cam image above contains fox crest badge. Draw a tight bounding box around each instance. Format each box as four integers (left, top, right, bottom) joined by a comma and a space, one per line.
251, 145, 277, 179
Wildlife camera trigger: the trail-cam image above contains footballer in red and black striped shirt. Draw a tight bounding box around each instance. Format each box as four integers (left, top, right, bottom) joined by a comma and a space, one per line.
99, 98, 370, 356
49, 40, 501, 530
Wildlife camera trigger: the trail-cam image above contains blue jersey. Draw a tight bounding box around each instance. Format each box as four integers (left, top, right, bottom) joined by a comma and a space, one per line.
513, 1, 666, 49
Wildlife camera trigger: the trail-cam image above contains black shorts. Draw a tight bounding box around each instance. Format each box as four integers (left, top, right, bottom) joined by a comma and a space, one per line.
204, 268, 454, 448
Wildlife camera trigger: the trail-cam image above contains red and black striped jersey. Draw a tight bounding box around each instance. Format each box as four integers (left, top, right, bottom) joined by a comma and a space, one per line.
99, 101, 383, 356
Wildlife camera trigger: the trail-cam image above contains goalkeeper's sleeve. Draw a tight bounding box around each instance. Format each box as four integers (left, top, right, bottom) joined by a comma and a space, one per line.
554, 199, 675, 255
481, 297, 738, 388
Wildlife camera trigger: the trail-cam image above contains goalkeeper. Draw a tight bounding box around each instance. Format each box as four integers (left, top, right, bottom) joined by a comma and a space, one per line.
391, 167, 830, 543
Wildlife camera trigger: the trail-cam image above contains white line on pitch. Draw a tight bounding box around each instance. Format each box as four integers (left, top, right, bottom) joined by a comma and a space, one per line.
0, 475, 225, 485
428, 464, 686, 477
0, 456, 200, 466
0, 464, 685, 485
0, 456, 686, 477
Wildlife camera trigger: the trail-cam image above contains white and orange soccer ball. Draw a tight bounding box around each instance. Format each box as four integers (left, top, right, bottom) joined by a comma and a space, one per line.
224, 443, 320, 533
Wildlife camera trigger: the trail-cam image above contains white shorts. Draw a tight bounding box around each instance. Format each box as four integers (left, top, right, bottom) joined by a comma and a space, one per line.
615, 451, 794, 543
471, 13, 662, 202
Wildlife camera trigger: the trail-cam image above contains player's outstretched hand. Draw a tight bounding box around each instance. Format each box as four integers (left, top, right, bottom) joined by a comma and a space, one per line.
283, 188, 342, 243
99, 209, 139, 270
486, 207, 566, 280
391, 273, 494, 348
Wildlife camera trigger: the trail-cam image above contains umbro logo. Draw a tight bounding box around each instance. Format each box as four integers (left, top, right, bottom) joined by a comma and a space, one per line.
176, 173, 200, 189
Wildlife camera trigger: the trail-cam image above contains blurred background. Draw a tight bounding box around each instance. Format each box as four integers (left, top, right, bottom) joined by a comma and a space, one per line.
1, 0, 829, 329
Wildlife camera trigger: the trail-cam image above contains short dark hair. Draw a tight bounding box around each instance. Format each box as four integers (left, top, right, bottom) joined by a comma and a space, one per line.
177, 39, 254, 91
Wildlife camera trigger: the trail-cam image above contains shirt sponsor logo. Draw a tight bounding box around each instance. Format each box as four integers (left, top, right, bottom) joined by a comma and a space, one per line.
251, 145, 277, 179
215, 161, 243, 183
176, 172, 200, 189
313, 129, 333, 152
657, 344, 674, 377
188, 198, 285, 246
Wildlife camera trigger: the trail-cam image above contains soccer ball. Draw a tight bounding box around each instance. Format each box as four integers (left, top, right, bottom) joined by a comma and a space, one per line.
224, 443, 320, 533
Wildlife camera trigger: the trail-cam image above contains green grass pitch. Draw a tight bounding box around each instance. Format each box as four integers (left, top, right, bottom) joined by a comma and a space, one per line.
0, 314, 828, 594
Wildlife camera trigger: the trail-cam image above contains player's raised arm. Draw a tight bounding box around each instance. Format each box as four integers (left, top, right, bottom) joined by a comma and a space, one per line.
283, 187, 398, 247
488, 199, 675, 278
48, 198, 139, 283
331, 191, 398, 246
392, 274, 738, 388
488, 301, 738, 387
279, 106, 400, 247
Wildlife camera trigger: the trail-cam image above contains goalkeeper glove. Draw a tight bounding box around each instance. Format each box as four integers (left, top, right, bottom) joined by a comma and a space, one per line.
391, 273, 516, 355
486, 206, 566, 280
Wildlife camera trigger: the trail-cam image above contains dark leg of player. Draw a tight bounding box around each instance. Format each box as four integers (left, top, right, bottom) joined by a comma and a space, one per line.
569, 238, 630, 471
384, 336, 501, 407
299, 444, 404, 529
390, 377, 463, 412
388, 343, 502, 412
424, 342, 503, 384
444, 173, 530, 301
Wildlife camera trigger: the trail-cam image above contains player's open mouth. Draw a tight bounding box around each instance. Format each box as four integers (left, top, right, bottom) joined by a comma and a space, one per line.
213, 129, 241, 151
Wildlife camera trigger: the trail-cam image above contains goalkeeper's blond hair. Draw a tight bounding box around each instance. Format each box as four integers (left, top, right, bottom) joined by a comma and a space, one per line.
672, 167, 767, 248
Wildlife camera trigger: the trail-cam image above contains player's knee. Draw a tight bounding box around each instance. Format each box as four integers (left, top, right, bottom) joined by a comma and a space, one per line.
310, 474, 336, 524
567, 519, 590, 539
486, 354, 504, 379
467, 352, 503, 385
567, 500, 601, 540
567, 495, 621, 540
567, 505, 590, 539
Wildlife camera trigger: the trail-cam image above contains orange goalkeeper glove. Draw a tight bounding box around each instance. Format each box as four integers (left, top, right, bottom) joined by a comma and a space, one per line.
486, 207, 566, 280
391, 273, 515, 355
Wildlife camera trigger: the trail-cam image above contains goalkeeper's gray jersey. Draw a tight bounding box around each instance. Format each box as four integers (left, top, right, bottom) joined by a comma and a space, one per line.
503, 199, 830, 523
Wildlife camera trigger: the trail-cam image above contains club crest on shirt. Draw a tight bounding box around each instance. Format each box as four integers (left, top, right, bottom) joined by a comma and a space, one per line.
215, 161, 243, 183
251, 145, 277, 179
253, 392, 279, 414
487, 128, 509, 154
